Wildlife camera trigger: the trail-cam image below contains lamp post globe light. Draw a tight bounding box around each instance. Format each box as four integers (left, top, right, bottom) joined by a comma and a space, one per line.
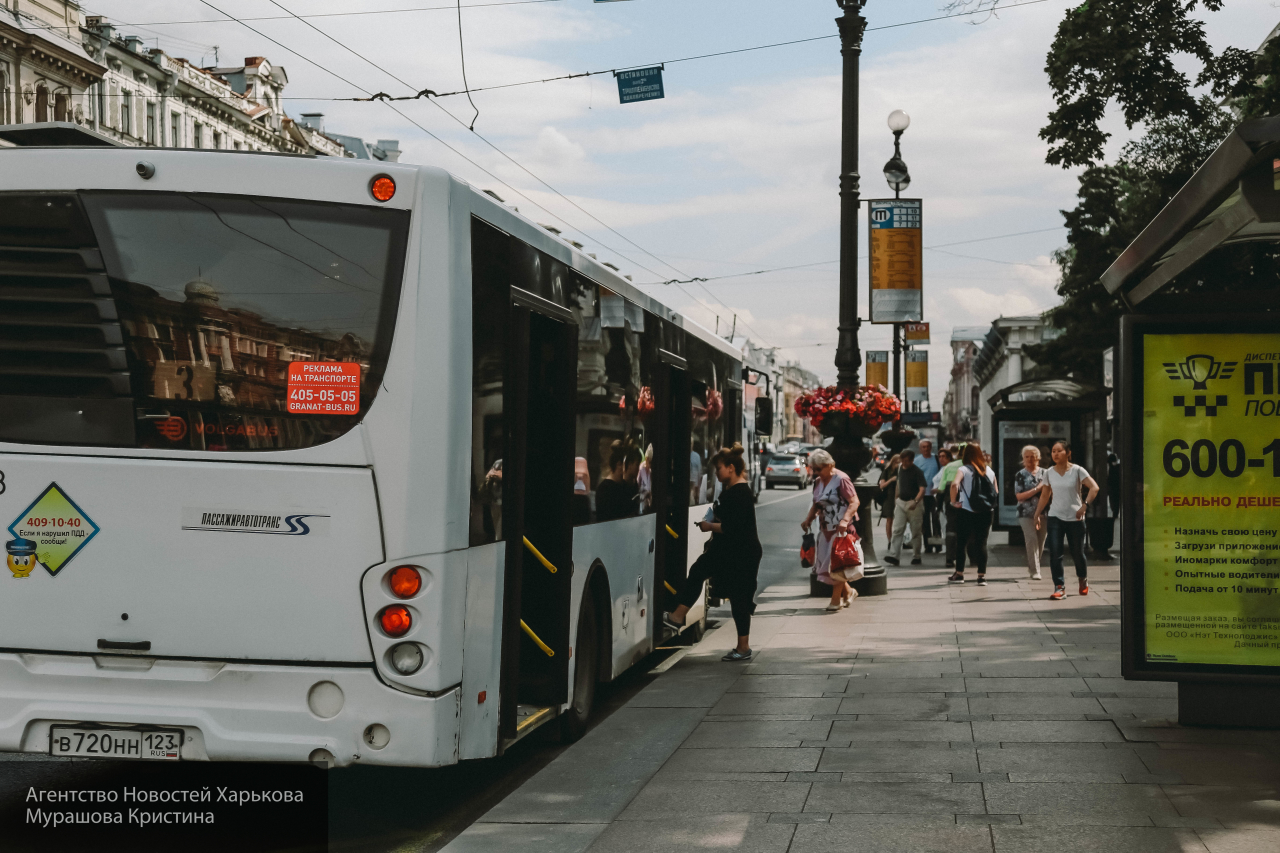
884, 109, 911, 198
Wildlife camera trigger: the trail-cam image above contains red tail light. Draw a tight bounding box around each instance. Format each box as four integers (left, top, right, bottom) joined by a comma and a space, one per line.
370, 174, 396, 202
388, 565, 421, 599
379, 605, 412, 637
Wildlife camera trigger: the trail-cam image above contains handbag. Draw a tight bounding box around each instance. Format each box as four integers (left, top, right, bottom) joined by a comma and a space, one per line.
800, 532, 816, 568
829, 532, 864, 584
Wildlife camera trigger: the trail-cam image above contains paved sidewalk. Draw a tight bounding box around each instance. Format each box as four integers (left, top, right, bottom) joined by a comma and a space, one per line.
444, 526, 1280, 853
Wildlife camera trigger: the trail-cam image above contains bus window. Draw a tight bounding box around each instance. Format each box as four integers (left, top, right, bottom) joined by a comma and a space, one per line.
0, 192, 407, 449
686, 336, 738, 505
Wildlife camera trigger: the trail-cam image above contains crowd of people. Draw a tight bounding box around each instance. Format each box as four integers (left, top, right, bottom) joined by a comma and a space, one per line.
868, 438, 1101, 598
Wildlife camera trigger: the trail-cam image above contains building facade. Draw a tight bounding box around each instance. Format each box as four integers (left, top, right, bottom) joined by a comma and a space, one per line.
943, 326, 987, 442
0, 0, 103, 125
969, 315, 1060, 451
780, 361, 820, 443
0, 2, 352, 158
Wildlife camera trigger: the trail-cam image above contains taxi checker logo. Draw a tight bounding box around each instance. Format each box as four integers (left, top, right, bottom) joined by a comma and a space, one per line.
1163, 354, 1238, 417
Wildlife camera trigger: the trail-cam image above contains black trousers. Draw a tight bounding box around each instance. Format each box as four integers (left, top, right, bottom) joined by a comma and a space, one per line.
954, 508, 993, 574
679, 553, 757, 637
944, 501, 957, 563
922, 495, 941, 546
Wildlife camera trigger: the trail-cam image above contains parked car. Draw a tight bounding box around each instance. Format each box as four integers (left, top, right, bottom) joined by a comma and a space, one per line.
765, 454, 810, 489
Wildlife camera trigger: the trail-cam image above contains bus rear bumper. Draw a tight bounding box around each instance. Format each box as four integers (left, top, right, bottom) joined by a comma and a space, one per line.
0, 653, 460, 768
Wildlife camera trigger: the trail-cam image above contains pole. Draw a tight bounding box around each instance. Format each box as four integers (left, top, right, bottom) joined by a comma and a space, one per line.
892, 323, 902, 399
834, 0, 868, 391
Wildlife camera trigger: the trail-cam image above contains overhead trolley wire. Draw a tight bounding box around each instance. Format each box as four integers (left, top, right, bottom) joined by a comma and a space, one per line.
107, 0, 565, 28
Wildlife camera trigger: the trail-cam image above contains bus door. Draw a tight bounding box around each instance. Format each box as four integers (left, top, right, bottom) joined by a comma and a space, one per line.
499, 291, 577, 740
651, 355, 691, 641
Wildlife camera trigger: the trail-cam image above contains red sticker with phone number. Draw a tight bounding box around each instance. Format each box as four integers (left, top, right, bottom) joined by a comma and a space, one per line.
287, 362, 361, 415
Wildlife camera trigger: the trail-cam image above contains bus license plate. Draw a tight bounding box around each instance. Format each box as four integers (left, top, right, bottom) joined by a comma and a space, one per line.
50, 727, 182, 760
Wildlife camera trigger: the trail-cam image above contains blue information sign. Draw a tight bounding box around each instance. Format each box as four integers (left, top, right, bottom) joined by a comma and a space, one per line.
616, 66, 664, 104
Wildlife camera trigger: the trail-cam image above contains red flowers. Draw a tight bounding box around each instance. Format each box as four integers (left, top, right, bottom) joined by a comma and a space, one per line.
794, 384, 901, 432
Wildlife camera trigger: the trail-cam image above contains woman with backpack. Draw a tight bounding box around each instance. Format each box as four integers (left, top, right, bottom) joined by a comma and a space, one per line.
1034, 441, 1101, 600
948, 442, 998, 586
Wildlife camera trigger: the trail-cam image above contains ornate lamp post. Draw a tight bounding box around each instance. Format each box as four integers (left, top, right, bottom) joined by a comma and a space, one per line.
883, 109, 911, 398
833, 0, 868, 391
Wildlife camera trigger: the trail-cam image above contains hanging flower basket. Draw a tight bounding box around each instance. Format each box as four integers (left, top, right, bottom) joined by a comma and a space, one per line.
794, 384, 902, 439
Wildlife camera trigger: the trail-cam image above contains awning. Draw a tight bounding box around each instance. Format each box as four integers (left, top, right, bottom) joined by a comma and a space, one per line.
1101, 115, 1280, 305
988, 379, 1101, 413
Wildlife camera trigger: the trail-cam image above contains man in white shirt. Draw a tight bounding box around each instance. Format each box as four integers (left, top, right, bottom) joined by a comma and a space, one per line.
915, 440, 941, 553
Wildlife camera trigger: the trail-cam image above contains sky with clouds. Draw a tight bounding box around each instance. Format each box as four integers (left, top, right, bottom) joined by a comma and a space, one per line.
88, 0, 1280, 401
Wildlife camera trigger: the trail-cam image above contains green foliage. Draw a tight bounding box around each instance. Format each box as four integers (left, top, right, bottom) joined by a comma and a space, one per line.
1027, 3, 1280, 383
1041, 0, 1226, 168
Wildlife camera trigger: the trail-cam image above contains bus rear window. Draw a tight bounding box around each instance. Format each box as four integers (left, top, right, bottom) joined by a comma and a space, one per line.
0, 192, 407, 450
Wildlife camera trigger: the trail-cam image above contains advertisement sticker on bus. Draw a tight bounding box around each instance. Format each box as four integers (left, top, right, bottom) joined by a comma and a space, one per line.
7, 483, 100, 577
287, 362, 362, 415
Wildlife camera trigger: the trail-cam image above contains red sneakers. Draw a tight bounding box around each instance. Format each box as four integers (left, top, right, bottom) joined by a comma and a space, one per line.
1079, 579, 1089, 596
1050, 586, 1065, 600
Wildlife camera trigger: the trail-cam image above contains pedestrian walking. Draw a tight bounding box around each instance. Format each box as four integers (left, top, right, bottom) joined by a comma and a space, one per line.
1014, 445, 1048, 580
1035, 441, 1101, 600
884, 449, 927, 566
664, 443, 762, 661
915, 440, 941, 553
949, 442, 998, 586
878, 453, 900, 543
801, 449, 859, 612
935, 448, 963, 568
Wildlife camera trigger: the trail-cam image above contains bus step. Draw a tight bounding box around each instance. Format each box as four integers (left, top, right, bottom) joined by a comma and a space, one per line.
504, 704, 558, 748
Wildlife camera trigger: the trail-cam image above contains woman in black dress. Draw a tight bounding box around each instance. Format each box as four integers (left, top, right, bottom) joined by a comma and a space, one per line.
663, 443, 763, 661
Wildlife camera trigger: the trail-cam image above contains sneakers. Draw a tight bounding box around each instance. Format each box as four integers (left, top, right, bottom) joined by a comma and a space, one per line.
883, 555, 900, 566
976, 576, 987, 586
721, 649, 752, 662
1079, 578, 1089, 595
910, 557, 922, 565
947, 573, 965, 584
1030, 571, 1042, 580
1050, 586, 1065, 600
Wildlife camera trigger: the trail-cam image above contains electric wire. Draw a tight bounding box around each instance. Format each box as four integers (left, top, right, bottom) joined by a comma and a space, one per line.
254, 0, 772, 344
455, 0, 481, 130
108, 0, 565, 27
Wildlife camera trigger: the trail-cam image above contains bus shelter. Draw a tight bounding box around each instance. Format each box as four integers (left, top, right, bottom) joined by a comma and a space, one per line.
1105, 115, 1280, 726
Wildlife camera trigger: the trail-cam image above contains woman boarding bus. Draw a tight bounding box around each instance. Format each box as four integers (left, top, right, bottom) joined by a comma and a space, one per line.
0, 143, 741, 766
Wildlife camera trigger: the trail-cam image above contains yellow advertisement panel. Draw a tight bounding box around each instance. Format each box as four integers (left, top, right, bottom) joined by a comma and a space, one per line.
1143, 333, 1280, 667
866, 351, 888, 389
905, 350, 928, 403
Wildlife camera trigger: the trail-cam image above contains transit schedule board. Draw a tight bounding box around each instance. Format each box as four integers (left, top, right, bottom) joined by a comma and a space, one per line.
905, 350, 928, 402
868, 199, 923, 323
1121, 315, 1280, 682
866, 351, 889, 389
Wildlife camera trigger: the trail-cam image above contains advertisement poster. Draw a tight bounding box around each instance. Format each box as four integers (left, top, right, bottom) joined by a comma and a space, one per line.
1143, 332, 1280, 667
868, 199, 923, 323
905, 350, 928, 403
866, 351, 889, 389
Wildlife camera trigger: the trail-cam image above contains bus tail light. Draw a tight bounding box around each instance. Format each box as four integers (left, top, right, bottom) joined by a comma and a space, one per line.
370, 175, 396, 202
379, 605, 412, 637
389, 642, 424, 675
388, 565, 422, 598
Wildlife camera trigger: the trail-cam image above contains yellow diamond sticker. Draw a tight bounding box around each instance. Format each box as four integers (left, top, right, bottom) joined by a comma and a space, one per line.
7, 483, 100, 577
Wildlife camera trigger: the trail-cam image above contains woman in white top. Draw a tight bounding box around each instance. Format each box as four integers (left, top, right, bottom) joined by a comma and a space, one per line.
948, 442, 998, 586
1034, 441, 1101, 600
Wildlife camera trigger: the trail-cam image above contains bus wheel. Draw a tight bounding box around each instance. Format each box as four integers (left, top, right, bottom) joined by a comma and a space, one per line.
560, 594, 598, 743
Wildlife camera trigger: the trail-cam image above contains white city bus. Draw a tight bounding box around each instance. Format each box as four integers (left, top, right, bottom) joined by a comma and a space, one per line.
0, 142, 749, 767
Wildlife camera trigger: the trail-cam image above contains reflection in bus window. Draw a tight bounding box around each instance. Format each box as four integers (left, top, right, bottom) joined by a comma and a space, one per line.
80, 192, 407, 451
687, 336, 740, 506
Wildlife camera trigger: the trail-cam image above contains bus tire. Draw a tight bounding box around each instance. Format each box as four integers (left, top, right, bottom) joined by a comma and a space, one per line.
560, 594, 598, 743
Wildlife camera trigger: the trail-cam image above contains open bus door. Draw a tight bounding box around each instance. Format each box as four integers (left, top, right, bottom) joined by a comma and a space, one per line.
652, 353, 692, 643
498, 292, 577, 742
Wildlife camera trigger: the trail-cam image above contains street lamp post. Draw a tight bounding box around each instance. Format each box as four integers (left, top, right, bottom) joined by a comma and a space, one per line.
882, 109, 911, 401
834, 0, 868, 391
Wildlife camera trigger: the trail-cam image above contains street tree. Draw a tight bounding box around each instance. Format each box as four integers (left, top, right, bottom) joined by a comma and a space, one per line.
1020, 2, 1280, 383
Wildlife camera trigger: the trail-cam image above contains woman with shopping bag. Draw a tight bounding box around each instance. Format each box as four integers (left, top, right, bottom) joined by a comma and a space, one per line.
801, 449, 860, 612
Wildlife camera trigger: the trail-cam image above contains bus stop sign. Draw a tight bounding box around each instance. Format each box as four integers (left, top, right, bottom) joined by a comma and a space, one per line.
616, 67, 665, 104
